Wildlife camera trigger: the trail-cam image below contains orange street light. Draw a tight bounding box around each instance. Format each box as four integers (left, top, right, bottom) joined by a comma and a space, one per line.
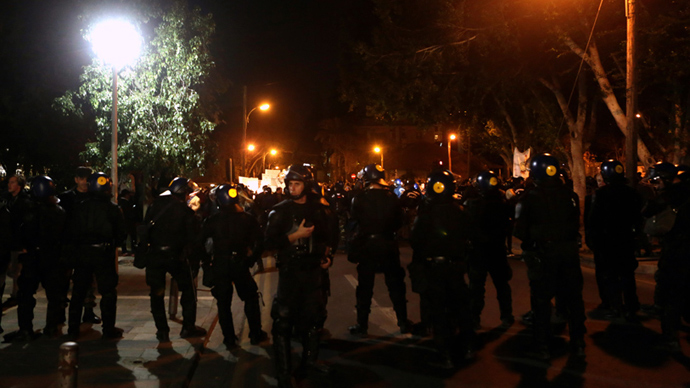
373, 146, 383, 168
247, 144, 256, 152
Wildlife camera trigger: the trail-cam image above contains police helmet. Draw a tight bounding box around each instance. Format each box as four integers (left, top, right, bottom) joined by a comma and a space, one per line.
284, 164, 314, 199
600, 160, 625, 183
426, 169, 455, 200
529, 154, 560, 183
88, 172, 112, 194
647, 162, 677, 184
361, 164, 388, 187
476, 170, 500, 192
31, 175, 56, 199
169, 177, 200, 196
216, 184, 240, 207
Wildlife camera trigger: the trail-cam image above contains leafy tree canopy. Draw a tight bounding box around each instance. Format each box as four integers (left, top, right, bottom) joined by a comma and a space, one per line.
56, 0, 223, 177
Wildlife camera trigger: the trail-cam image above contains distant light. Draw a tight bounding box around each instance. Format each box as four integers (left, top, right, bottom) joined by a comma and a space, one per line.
270, 149, 277, 155
247, 144, 255, 151
90, 19, 142, 69
449, 134, 456, 140
374, 146, 381, 153
259, 104, 270, 111
635, 113, 641, 118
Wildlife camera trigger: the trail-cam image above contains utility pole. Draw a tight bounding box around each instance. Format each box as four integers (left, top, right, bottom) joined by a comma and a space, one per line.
625, 0, 638, 185
242, 85, 247, 177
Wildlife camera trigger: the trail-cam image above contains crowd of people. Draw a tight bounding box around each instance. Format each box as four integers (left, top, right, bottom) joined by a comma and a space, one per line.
0, 154, 689, 388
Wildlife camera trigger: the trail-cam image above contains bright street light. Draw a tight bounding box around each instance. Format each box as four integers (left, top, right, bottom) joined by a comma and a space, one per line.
247, 144, 256, 152
90, 19, 142, 198
242, 86, 272, 176
373, 146, 383, 168
270, 149, 277, 155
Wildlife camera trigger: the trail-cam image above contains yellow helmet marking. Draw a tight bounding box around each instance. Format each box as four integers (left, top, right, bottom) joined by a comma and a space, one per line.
615, 165, 624, 174
546, 165, 557, 176
375, 165, 384, 172
97, 176, 107, 185
489, 177, 498, 186
229, 188, 237, 198
433, 182, 445, 193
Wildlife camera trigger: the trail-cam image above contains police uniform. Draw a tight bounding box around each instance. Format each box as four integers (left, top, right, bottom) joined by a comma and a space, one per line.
513, 154, 586, 358
265, 165, 337, 388
348, 164, 409, 335
410, 170, 474, 367
644, 162, 690, 351
202, 184, 266, 347
14, 176, 66, 340
144, 177, 205, 341
465, 171, 514, 328
63, 173, 126, 339
586, 160, 643, 319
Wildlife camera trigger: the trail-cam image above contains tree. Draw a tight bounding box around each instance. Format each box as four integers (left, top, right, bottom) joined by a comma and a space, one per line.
55, 1, 222, 179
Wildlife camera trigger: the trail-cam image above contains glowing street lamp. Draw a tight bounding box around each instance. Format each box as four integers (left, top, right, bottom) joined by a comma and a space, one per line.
247, 144, 256, 152
373, 146, 383, 168
448, 134, 457, 173
264, 149, 278, 171
90, 19, 142, 198
242, 85, 271, 176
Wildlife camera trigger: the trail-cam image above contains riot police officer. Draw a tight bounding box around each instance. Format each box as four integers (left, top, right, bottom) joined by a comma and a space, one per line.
11, 176, 66, 341
586, 160, 643, 320
514, 154, 586, 358
347, 164, 411, 336
144, 177, 206, 342
63, 172, 126, 339
202, 184, 267, 348
265, 164, 337, 388
410, 169, 474, 368
644, 162, 690, 352
58, 166, 101, 325
465, 171, 514, 329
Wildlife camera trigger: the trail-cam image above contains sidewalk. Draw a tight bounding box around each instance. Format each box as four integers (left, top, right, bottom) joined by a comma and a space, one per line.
0, 256, 219, 388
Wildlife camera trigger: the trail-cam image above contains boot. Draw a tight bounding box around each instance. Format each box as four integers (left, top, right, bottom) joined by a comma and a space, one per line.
273, 334, 296, 388
298, 327, 331, 376
83, 308, 102, 324
349, 308, 369, 336
245, 296, 267, 345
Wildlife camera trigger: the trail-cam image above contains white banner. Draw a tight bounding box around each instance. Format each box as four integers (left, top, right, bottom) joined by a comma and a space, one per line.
513, 147, 531, 178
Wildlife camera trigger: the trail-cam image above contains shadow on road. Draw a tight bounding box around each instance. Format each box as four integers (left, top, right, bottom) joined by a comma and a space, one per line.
322, 336, 455, 388
590, 322, 668, 367
494, 328, 587, 388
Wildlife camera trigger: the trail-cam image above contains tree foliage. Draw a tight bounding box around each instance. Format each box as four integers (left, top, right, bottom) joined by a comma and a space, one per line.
56, 0, 221, 177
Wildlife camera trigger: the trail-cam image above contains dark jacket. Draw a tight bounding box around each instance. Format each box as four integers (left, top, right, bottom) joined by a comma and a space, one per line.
264, 195, 337, 267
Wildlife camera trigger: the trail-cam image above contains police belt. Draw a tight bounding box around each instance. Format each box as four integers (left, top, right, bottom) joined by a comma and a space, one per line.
426, 256, 461, 264
151, 245, 176, 252
364, 233, 395, 240
77, 243, 112, 249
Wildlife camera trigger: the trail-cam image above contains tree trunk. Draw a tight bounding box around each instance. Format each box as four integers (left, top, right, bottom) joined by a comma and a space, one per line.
539, 74, 587, 226
562, 36, 655, 168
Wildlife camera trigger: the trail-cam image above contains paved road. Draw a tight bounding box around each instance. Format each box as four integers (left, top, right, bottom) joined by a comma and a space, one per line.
191, 246, 690, 388
1, 246, 688, 388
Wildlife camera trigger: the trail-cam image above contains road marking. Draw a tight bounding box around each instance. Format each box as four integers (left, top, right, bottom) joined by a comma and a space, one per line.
344, 274, 399, 327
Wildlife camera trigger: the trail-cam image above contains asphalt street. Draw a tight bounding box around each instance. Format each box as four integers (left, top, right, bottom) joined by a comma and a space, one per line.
1, 245, 688, 388
191, 245, 690, 388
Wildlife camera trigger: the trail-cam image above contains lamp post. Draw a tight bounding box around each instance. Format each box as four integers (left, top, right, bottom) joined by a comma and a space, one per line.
246, 144, 256, 176
625, 0, 637, 184
448, 134, 456, 173
374, 146, 383, 168
90, 19, 142, 199
242, 85, 270, 176
263, 149, 277, 172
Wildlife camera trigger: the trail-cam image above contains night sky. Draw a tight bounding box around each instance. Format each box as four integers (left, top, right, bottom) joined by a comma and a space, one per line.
0, 0, 351, 178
